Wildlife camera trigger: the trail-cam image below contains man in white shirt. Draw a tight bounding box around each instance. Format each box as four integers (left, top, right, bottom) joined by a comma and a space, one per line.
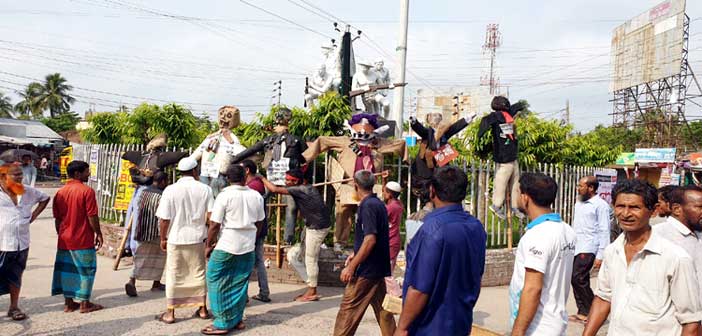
202, 165, 265, 334
155, 157, 214, 324
0, 162, 49, 321
653, 185, 702, 303
20, 155, 36, 187
583, 179, 702, 336
510, 173, 576, 336
570, 176, 611, 323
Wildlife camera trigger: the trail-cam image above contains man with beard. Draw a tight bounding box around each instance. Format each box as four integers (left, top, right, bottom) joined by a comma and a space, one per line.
652, 185, 679, 224
509, 173, 575, 336
0, 162, 49, 320
654, 185, 702, 302
569, 176, 611, 324
583, 179, 701, 336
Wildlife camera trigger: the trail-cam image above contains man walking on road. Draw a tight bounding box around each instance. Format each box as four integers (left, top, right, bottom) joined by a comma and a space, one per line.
124, 171, 169, 297
333, 170, 396, 336
203, 165, 265, 334
583, 179, 702, 336
509, 173, 576, 336
20, 154, 37, 187
0, 162, 49, 320
382, 181, 403, 297
395, 166, 486, 336
261, 168, 331, 302
570, 176, 611, 323
51, 160, 104, 314
240, 159, 271, 303
155, 157, 214, 324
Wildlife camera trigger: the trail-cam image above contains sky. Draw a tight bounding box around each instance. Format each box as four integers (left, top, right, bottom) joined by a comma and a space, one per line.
1, 0, 701, 132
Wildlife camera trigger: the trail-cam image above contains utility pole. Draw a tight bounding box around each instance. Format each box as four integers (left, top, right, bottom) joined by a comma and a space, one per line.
391, 0, 409, 137
565, 99, 570, 124
271, 80, 282, 107
481, 24, 501, 95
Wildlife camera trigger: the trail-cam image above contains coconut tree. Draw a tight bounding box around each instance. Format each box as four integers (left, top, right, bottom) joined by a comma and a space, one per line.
0, 92, 13, 118
35, 73, 75, 118
14, 82, 43, 119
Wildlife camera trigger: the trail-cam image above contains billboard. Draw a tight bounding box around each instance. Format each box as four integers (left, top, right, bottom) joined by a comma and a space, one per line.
610, 0, 686, 92
634, 147, 676, 163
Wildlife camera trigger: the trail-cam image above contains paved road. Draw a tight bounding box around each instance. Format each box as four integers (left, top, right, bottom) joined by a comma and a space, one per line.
0, 188, 603, 335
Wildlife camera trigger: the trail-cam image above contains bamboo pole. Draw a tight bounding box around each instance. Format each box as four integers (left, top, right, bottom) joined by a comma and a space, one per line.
113, 212, 133, 270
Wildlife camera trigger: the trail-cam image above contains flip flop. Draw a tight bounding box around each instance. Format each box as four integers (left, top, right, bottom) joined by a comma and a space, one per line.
568, 314, 587, 324
64, 302, 80, 313
80, 303, 104, 314
155, 312, 175, 324
201, 325, 230, 335
192, 308, 212, 320
125, 283, 138, 297
7, 308, 28, 321
293, 294, 320, 302
150, 283, 166, 291
251, 295, 271, 303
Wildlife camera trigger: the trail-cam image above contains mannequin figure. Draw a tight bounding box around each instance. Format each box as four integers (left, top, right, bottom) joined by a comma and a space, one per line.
410, 112, 477, 196
303, 113, 406, 252
189, 105, 246, 197
122, 134, 187, 186
477, 96, 526, 220
231, 107, 308, 244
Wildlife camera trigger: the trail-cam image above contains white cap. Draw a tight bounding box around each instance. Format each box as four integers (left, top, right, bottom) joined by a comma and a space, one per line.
386, 181, 402, 193
177, 157, 198, 171
357, 59, 373, 67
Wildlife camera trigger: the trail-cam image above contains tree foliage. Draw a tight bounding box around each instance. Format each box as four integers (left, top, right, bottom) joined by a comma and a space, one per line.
35, 73, 75, 118
14, 82, 43, 119
0, 92, 13, 118
41, 111, 80, 133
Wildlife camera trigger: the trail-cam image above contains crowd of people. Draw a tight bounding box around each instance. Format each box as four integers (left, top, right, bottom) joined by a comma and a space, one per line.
4, 150, 702, 335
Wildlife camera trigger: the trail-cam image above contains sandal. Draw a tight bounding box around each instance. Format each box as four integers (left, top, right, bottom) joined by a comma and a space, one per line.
155, 311, 175, 324
192, 308, 211, 320
201, 325, 230, 335
7, 308, 27, 321
79, 303, 104, 314
251, 295, 271, 303
293, 294, 320, 302
568, 314, 587, 324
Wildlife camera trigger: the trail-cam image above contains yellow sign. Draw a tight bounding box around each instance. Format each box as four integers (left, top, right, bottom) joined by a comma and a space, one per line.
114, 158, 136, 211
59, 146, 73, 184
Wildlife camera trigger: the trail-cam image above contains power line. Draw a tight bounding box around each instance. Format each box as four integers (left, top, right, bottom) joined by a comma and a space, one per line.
238, 0, 334, 40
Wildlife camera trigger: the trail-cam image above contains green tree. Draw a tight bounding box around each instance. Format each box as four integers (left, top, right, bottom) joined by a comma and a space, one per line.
35, 73, 75, 118
122, 103, 160, 144
153, 103, 200, 148
0, 92, 13, 118
14, 82, 43, 119
41, 111, 80, 133
81, 112, 126, 144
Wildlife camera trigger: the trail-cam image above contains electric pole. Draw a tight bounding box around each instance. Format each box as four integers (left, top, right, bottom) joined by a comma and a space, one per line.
391, 0, 409, 137
565, 99, 570, 124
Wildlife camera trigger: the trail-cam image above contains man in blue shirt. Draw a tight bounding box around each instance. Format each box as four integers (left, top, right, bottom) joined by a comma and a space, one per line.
396, 166, 486, 336
333, 170, 396, 336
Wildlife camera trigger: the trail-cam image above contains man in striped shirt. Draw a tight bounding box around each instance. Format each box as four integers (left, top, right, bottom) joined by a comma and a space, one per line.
124, 172, 169, 297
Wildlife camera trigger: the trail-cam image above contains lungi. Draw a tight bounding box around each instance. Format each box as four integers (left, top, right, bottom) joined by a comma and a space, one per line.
132, 241, 166, 281
51, 248, 97, 301
166, 243, 206, 309
207, 250, 255, 330
0, 249, 29, 295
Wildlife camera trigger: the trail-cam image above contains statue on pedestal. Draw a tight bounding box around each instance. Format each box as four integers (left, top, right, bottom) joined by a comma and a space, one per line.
373, 58, 392, 119
351, 60, 380, 114
304, 65, 335, 108
188, 105, 246, 197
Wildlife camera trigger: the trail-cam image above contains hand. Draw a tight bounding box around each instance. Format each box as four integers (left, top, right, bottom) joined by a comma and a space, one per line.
94, 234, 104, 250
409, 116, 416, 124
594, 259, 602, 269
160, 240, 168, 252
205, 246, 214, 259
345, 252, 355, 267
340, 265, 355, 283
381, 170, 390, 178
465, 112, 478, 123
393, 329, 409, 336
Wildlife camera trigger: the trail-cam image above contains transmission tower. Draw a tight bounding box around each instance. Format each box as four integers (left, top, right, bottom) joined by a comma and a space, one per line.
481, 24, 501, 95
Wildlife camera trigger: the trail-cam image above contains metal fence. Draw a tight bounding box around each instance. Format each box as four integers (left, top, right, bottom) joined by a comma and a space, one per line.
71, 143, 601, 249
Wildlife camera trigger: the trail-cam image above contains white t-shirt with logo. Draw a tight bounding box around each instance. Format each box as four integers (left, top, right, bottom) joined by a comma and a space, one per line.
509, 217, 576, 336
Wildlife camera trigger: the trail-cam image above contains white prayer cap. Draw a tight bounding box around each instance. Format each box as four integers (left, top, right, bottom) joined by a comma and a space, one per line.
386, 181, 402, 193
177, 157, 198, 171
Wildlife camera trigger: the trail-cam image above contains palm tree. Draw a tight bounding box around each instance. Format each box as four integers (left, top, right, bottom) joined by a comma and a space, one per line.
14, 82, 43, 119
35, 73, 75, 118
0, 92, 13, 118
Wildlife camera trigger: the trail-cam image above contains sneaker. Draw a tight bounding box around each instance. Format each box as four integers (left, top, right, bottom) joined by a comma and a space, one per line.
489, 205, 506, 220
512, 208, 526, 220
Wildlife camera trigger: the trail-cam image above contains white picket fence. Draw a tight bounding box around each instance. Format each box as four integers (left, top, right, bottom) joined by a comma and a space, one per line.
71, 143, 602, 249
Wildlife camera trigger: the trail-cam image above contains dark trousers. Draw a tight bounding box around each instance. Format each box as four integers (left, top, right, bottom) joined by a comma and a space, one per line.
571, 253, 596, 316
333, 277, 396, 336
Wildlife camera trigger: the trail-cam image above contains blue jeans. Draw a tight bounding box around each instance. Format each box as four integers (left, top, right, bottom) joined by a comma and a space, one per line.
254, 237, 270, 299
200, 174, 228, 198
284, 194, 298, 244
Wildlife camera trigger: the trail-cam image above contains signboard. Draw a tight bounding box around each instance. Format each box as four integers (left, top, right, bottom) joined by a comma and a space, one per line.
405, 136, 417, 147
113, 158, 136, 211
635, 148, 676, 163
432, 144, 459, 167
615, 152, 636, 166
610, 0, 687, 92
266, 158, 290, 186
59, 146, 73, 183
89, 147, 99, 182
595, 169, 618, 204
